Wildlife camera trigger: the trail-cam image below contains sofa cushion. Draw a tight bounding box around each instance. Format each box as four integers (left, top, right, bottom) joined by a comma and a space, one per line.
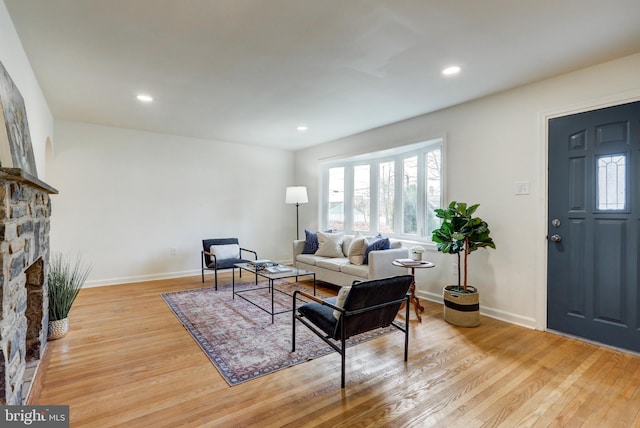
364, 236, 391, 264
347, 233, 367, 265
315, 232, 345, 257
316, 257, 350, 272
298, 297, 338, 336
342, 235, 354, 256
302, 229, 331, 254
340, 263, 369, 278
296, 254, 322, 266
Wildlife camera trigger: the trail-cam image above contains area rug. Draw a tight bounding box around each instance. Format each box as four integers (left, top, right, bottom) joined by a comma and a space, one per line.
161, 280, 396, 386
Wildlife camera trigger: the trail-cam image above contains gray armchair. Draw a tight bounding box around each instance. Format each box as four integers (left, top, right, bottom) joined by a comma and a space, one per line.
292, 274, 413, 388
201, 238, 257, 290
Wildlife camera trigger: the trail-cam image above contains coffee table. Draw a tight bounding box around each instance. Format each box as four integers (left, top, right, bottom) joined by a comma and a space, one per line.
232, 263, 316, 323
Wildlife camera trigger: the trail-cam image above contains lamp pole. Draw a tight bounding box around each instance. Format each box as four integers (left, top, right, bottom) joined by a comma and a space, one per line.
295, 202, 300, 240
286, 186, 308, 241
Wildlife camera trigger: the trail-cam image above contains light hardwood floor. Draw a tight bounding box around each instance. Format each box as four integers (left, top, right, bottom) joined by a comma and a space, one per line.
31, 273, 640, 427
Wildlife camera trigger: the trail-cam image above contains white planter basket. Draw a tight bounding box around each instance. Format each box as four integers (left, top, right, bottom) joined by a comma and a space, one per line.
443, 286, 480, 327
48, 317, 69, 340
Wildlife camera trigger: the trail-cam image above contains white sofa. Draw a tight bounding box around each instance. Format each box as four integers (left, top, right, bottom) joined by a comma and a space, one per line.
293, 234, 409, 287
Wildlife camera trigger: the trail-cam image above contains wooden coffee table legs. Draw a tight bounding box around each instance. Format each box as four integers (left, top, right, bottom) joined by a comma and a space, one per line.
409, 276, 424, 322
392, 260, 435, 323
399, 273, 424, 322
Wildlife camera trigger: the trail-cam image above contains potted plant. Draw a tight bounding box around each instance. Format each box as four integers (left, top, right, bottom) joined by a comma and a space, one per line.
432, 201, 495, 327
47, 253, 92, 340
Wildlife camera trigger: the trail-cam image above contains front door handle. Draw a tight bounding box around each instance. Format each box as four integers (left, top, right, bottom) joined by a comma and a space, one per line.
550, 234, 562, 242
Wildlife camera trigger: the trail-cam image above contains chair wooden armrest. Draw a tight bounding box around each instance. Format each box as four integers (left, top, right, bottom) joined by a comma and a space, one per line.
240, 248, 258, 259
293, 290, 346, 315
293, 290, 323, 304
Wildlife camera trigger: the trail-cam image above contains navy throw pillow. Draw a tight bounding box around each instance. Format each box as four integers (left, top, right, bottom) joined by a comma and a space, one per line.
302, 229, 332, 254
363, 236, 391, 264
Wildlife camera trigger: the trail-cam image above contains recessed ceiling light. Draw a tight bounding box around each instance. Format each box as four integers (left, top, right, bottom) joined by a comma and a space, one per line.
296, 125, 308, 132
136, 94, 153, 103
442, 66, 461, 76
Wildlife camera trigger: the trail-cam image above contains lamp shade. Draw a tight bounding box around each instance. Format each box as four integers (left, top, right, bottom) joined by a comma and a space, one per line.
285, 186, 308, 204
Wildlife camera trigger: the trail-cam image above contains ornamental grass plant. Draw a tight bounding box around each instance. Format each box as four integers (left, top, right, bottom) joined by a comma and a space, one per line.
48, 253, 93, 321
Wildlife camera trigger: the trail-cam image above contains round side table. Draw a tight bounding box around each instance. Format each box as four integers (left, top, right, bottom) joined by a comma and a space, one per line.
392, 259, 435, 322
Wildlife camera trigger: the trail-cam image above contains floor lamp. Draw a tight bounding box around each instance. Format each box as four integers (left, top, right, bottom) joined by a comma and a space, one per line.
285, 186, 308, 240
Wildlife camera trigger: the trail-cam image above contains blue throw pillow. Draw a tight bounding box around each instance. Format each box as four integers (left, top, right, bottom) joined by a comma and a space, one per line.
363, 236, 391, 264
302, 229, 332, 254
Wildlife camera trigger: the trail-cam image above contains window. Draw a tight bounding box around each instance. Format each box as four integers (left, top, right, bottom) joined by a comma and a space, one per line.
321, 138, 444, 241
353, 165, 370, 231
403, 156, 418, 234
327, 167, 344, 230
597, 154, 626, 210
378, 161, 395, 233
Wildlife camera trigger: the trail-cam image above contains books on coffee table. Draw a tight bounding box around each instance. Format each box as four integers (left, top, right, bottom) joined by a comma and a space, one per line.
265, 265, 292, 274
249, 259, 274, 266
247, 260, 292, 273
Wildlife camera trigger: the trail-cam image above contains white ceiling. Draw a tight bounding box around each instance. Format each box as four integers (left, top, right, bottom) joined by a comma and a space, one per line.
5, 0, 640, 150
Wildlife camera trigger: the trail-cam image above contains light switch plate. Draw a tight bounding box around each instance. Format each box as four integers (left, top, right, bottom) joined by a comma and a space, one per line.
515, 181, 530, 195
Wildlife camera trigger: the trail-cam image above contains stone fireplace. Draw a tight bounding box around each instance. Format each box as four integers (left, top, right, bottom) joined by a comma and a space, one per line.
0, 168, 56, 405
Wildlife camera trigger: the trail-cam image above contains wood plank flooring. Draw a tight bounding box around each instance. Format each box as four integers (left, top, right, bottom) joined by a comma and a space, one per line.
31, 273, 640, 427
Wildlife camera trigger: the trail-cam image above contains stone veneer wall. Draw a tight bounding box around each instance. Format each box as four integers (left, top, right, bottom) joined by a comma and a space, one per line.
0, 177, 52, 405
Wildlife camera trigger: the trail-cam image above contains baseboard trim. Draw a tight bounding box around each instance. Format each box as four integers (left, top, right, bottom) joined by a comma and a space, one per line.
26, 343, 52, 405
417, 290, 537, 330
84, 260, 290, 288
84, 270, 202, 288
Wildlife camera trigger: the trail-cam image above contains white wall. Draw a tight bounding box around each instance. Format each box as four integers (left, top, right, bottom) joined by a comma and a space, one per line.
0, 1, 53, 178
295, 52, 640, 329
49, 121, 296, 286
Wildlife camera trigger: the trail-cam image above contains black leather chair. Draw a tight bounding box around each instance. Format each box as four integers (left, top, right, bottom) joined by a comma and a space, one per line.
292, 274, 413, 388
201, 238, 257, 290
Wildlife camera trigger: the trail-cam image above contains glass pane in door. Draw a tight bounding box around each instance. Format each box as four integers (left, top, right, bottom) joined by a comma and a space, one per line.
596, 154, 625, 210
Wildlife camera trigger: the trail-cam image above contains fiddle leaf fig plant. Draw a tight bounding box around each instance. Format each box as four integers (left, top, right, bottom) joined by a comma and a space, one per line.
432, 201, 496, 292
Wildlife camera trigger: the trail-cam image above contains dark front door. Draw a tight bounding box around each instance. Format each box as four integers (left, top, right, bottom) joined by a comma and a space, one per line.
547, 101, 640, 353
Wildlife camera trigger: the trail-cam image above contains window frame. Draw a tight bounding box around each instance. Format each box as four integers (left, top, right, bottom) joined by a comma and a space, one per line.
320, 137, 445, 243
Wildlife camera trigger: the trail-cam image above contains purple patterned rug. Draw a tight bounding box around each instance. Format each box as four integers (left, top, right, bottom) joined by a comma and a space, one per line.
161, 280, 396, 386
